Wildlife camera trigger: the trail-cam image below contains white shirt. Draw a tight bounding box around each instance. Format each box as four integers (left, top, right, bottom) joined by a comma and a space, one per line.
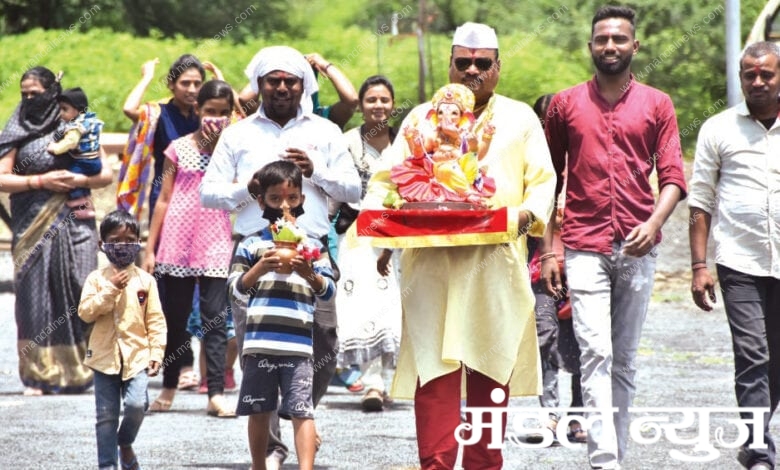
200, 107, 361, 237
688, 101, 780, 279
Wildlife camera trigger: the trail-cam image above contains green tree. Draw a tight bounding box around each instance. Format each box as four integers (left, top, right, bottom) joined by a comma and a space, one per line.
0, 0, 123, 33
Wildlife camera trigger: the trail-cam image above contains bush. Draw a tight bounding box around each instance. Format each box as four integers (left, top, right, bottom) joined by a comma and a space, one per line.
0, 27, 589, 136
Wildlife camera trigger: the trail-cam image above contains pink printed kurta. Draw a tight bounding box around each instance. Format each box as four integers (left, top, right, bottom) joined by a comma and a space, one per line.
155, 137, 233, 278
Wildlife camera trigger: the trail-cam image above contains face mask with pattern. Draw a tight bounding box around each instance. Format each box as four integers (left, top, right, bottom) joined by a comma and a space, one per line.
201, 116, 230, 137
101, 242, 142, 268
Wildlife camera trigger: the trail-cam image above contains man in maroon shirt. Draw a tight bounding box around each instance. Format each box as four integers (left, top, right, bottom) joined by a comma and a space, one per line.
540, 6, 687, 469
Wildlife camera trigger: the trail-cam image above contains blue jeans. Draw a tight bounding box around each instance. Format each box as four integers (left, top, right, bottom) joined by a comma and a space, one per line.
718, 264, 780, 468
93, 369, 149, 469
565, 242, 657, 469
69, 157, 101, 200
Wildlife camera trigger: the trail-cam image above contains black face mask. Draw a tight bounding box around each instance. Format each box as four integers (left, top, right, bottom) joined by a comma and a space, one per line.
262, 205, 305, 223
19, 87, 59, 126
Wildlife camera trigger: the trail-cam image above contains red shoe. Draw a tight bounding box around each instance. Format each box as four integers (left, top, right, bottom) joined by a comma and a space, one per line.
347, 379, 364, 393
224, 369, 236, 391
197, 378, 208, 394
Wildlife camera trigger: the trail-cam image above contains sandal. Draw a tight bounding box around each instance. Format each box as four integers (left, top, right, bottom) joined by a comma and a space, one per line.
361, 389, 384, 412
23, 387, 43, 396
526, 417, 558, 444
119, 447, 141, 470
120, 456, 141, 470
148, 398, 172, 412
177, 370, 199, 391
207, 396, 237, 418
566, 426, 587, 444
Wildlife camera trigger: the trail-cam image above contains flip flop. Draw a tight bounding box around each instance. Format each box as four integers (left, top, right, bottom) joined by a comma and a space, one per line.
120, 456, 141, 470
119, 448, 141, 470
206, 401, 237, 418
177, 370, 199, 391
566, 426, 588, 443
148, 398, 172, 412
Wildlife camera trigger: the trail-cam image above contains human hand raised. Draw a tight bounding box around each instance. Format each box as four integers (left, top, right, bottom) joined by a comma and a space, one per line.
141, 58, 159, 79
305, 53, 328, 72
256, 249, 283, 276
203, 61, 225, 81
283, 148, 314, 178
109, 269, 130, 289
291, 254, 315, 278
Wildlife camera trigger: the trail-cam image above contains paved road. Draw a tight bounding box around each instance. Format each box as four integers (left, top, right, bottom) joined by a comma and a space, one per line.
1, 195, 777, 469
2, 285, 776, 469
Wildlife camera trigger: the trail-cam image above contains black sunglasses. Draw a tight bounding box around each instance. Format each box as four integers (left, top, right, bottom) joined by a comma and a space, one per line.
453, 57, 494, 72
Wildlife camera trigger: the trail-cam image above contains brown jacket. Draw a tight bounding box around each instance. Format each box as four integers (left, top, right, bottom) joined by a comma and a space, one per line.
78, 264, 166, 380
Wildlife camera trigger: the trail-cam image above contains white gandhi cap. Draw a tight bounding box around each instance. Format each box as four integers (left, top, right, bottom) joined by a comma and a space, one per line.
452, 22, 498, 49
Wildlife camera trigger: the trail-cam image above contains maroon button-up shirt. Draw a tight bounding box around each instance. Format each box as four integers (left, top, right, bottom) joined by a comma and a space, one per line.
544, 76, 687, 254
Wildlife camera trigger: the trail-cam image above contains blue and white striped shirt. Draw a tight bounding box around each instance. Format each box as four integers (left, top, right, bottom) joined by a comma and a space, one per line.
228, 228, 334, 357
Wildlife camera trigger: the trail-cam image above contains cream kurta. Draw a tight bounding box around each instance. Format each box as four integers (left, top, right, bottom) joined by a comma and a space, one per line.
364, 94, 556, 399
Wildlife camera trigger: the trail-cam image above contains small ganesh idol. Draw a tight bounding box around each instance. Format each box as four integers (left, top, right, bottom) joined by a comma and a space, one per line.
388, 83, 496, 206
269, 208, 321, 274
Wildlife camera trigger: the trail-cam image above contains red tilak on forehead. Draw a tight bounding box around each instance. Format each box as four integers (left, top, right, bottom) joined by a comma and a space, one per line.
470, 49, 477, 57
754, 65, 762, 75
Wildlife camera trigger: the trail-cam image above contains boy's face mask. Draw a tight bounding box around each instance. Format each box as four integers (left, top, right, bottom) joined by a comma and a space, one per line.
262, 205, 305, 223
101, 242, 142, 268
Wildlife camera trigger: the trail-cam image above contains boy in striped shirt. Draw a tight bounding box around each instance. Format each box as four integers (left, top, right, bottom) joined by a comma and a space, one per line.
229, 160, 335, 470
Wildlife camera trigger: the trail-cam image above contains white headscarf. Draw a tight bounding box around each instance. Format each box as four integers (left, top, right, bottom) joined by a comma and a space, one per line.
244, 45, 319, 115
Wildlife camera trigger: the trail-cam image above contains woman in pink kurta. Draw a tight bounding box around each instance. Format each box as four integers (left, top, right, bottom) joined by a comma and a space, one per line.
153, 138, 232, 276
142, 80, 236, 418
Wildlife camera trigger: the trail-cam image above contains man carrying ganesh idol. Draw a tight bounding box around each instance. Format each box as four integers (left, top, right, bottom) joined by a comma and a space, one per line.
362, 22, 556, 469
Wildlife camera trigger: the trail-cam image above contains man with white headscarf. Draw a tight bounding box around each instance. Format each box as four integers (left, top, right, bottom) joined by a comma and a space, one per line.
363, 22, 556, 469
201, 45, 360, 469
238, 50, 359, 129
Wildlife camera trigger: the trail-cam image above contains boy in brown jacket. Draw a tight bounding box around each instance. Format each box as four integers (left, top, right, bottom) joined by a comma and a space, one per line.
79, 209, 166, 470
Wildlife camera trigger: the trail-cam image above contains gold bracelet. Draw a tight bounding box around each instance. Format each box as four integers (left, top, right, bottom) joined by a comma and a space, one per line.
26, 176, 33, 190
539, 252, 557, 262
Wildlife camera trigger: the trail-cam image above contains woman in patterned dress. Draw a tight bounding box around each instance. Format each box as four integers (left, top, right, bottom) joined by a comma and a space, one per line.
333, 76, 403, 411
142, 80, 236, 417
0, 66, 113, 395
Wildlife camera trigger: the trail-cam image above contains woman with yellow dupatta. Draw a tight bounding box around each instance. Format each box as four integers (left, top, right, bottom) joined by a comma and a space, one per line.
0, 66, 113, 395
118, 54, 230, 222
